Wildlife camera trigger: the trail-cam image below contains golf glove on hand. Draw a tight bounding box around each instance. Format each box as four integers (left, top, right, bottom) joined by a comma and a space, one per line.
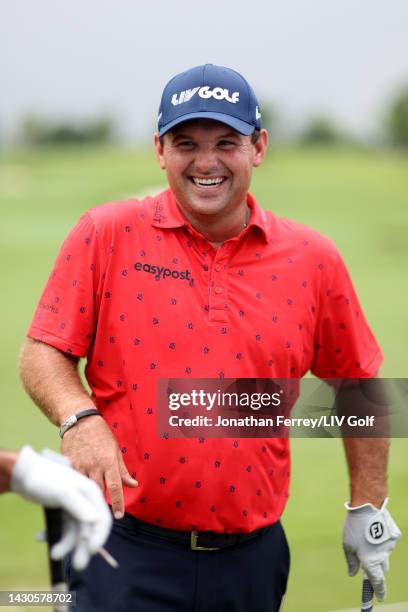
11, 445, 112, 570
343, 498, 401, 601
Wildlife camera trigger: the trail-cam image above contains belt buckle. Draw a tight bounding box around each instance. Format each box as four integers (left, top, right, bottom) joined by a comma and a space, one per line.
190, 530, 219, 551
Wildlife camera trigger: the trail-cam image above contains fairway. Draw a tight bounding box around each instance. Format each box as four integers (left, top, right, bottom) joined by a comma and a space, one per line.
329, 604, 408, 612
0, 145, 407, 611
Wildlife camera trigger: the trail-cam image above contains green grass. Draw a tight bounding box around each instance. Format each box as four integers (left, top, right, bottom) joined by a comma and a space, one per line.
0, 144, 407, 611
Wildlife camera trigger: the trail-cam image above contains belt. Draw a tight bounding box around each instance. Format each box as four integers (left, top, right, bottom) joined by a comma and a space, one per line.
116, 512, 269, 552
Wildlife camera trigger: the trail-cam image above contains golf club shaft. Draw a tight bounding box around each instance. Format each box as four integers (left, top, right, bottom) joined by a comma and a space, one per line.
44, 507, 68, 612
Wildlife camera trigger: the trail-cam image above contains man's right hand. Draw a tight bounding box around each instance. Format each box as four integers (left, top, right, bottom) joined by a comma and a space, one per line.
61, 416, 138, 519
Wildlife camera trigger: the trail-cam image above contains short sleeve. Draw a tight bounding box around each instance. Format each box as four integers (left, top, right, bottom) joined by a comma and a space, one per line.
311, 251, 382, 379
28, 213, 101, 357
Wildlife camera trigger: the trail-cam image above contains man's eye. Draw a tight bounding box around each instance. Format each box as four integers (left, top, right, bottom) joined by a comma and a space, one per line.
176, 141, 194, 148
218, 140, 235, 148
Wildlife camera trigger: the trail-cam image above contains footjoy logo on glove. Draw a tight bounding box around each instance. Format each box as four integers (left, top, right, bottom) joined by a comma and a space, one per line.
369, 522, 384, 540
171, 87, 240, 106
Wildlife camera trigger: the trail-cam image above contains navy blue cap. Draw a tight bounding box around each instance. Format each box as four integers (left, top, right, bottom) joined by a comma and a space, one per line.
157, 64, 262, 137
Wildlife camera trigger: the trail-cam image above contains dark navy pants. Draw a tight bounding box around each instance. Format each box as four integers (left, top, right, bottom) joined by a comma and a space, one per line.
65, 516, 290, 612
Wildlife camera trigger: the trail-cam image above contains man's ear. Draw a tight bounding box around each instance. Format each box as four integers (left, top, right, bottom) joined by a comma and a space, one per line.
154, 132, 166, 170
252, 129, 268, 168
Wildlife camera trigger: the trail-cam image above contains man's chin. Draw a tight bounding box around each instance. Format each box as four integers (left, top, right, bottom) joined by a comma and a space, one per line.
187, 197, 228, 217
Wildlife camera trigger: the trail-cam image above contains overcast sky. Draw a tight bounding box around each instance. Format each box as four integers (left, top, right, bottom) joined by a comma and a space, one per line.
1, 0, 408, 143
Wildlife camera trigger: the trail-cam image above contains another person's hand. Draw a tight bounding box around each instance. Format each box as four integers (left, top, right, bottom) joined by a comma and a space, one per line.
61, 416, 137, 519
11, 445, 113, 570
343, 498, 401, 601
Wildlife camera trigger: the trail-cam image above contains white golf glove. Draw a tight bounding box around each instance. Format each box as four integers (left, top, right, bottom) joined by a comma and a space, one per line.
343, 498, 401, 601
11, 445, 112, 570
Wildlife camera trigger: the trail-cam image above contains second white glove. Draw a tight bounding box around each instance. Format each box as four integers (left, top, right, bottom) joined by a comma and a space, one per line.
11, 445, 112, 570
343, 498, 401, 601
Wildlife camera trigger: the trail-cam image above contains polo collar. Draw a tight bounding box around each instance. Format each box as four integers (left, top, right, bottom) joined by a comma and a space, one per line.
150, 189, 186, 228
150, 188, 269, 243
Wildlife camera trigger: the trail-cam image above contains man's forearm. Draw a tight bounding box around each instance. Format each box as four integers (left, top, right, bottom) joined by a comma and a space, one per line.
0, 450, 18, 493
343, 437, 389, 508
19, 338, 95, 426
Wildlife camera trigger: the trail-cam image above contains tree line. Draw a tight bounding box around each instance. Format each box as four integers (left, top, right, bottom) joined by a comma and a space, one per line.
2, 85, 408, 149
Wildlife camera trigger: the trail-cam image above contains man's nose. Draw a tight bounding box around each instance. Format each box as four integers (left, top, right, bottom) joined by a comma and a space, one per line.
193, 147, 220, 174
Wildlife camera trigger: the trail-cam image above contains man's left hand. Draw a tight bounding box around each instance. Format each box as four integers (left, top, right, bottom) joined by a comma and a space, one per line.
343, 498, 401, 601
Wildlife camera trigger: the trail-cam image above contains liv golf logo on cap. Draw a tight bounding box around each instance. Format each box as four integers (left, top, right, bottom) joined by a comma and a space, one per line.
171, 86, 240, 106
157, 64, 262, 137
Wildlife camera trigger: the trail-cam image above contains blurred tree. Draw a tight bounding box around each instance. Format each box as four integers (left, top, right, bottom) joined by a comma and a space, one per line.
300, 116, 342, 145
19, 115, 46, 146
386, 86, 408, 149
18, 115, 115, 146
258, 101, 277, 138
84, 116, 115, 143
44, 124, 87, 145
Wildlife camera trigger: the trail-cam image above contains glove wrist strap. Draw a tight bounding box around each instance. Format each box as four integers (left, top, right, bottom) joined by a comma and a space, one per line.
345, 497, 389, 512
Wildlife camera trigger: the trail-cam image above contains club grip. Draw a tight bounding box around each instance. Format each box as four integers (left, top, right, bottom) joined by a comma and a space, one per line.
44, 507, 65, 587
361, 576, 374, 611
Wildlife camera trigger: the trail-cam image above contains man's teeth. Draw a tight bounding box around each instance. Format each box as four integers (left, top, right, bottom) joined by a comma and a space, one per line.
192, 177, 224, 186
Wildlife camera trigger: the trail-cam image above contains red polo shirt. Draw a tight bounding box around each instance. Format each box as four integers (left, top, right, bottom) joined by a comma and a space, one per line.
28, 189, 382, 533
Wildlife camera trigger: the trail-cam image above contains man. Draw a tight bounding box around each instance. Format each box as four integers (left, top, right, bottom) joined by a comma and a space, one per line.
19, 64, 400, 611
0, 446, 112, 570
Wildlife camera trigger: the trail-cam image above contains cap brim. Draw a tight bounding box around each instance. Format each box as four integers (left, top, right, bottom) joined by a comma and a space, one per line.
158, 112, 255, 137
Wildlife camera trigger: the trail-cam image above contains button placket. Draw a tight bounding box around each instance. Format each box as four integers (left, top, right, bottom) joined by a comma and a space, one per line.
208, 246, 230, 322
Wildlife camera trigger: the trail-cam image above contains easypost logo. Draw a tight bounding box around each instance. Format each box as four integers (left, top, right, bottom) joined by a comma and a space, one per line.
134, 261, 192, 282
171, 86, 240, 106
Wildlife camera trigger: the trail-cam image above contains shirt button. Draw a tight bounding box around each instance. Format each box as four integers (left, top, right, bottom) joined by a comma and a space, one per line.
215, 264, 222, 272
214, 286, 223, 294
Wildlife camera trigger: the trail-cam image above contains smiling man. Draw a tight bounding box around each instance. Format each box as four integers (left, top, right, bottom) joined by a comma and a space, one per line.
19, 64, 400, 611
